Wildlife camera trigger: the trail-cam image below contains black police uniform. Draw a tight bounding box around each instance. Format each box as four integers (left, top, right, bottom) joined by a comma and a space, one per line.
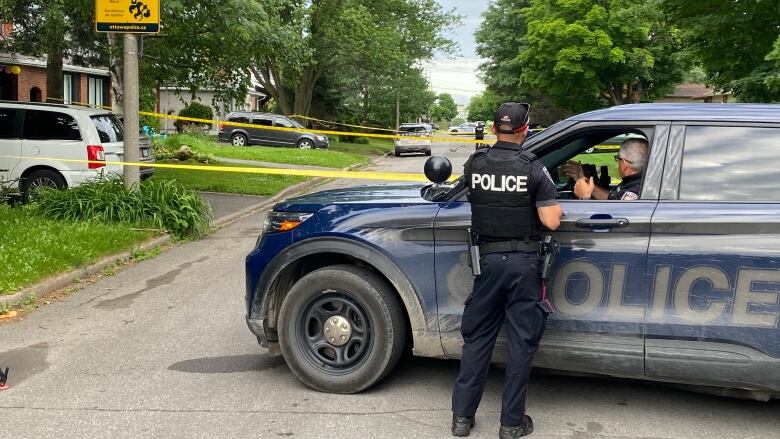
452, 140, 559, 428
608, 172, 642, 200
475, 124, 486, 149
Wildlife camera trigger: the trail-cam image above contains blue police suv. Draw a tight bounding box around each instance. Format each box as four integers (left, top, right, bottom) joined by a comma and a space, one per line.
246, 104, 780, 400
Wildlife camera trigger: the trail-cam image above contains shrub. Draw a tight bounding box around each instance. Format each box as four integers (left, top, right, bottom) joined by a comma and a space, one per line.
33, 177, 212, 239
174, 101, 214, 133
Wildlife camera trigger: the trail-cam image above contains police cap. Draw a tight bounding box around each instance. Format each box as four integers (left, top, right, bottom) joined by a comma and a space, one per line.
494, 102, 530, 134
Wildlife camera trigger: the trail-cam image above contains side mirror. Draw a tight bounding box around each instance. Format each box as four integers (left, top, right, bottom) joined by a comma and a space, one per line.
424, 156, 452, 183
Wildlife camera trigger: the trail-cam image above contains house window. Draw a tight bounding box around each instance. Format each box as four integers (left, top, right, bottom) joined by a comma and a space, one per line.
88, 76, 104, 107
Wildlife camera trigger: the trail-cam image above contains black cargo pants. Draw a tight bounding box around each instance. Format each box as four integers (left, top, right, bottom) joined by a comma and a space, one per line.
452, 251, 549, 427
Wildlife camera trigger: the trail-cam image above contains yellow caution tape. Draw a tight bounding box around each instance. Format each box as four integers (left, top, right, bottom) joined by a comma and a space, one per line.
6, 156, 460, 183
46, 96, 492, 144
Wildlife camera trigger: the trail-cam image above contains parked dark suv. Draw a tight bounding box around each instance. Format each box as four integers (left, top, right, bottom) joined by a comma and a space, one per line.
218, 112, 329, 149
245, 104, 780, 400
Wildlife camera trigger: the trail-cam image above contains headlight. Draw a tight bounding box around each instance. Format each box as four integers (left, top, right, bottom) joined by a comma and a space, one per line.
262, 211, 313, 234
316, 135, 327, 142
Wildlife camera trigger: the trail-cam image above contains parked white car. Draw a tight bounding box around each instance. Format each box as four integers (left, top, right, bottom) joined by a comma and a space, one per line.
394, 123, 432, 156
0, 101, 154, 200
448, 122, 478, 135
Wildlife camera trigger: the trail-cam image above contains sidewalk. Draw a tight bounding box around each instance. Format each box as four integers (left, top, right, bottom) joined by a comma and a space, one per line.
200, 192, 269, 222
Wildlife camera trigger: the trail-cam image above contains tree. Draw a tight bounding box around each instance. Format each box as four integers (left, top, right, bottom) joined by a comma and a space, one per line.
1, 0, 102, 103
249, 0, 459, 116
430, 93, 458, 123
661, 0, 780, 102
474, 0, 570, 125
519, 0, 688, 112
467, 90, 501, 122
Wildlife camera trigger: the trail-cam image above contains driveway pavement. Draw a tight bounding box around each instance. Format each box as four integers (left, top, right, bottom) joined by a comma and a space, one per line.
1, 141, 778, 439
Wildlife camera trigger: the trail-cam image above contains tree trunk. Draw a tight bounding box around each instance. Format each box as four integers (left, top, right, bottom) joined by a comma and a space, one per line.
108, 34, 124, 114
293, 66, 322, 116
45, 51, 63, 103
395, 92, 400, 129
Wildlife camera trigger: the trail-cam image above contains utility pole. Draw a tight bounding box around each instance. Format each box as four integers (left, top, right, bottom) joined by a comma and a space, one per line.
122, 33, 140, 190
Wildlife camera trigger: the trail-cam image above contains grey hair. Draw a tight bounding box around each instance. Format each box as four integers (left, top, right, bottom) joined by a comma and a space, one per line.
620, 138, 649, 172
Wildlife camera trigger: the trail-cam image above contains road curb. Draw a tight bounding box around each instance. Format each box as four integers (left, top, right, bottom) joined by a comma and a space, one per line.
0, 234, 172, 308
0, 154, 387, 309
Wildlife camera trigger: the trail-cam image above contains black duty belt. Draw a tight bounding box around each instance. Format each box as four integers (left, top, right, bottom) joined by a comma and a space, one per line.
479, 240, 540, 255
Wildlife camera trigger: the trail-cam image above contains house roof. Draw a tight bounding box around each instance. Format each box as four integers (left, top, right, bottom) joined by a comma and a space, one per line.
667, 83, 728, 99
0, 53, 109, 76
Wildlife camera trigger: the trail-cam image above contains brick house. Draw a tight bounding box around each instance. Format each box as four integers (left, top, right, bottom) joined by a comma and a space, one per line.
655, 83, 732, 103
0, 23, 110, 106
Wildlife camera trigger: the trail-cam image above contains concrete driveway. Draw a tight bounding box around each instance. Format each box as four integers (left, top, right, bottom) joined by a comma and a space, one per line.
1, 140, 778, 438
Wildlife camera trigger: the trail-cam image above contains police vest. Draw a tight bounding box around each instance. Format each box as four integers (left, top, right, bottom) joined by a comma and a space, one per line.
466, 147, 539, 239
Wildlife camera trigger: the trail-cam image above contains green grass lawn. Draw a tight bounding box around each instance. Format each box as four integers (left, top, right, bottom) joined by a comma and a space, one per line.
149, 161, 308, 196
158, 134, 377, 169
329, 138, 395, 156
0, 205, 152, 295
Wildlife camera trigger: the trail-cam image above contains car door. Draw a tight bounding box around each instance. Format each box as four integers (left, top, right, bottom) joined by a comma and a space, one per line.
20, 109, 84, 173
249, 115, 274, 145
0, 108, 22, 187
273, 116, 299, 147
434, 122, 670, 380
646, 123, 780, 393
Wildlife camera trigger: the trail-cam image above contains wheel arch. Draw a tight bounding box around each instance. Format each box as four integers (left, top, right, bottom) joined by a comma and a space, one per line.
251, 237, 442, 358
20, 165, 68, 188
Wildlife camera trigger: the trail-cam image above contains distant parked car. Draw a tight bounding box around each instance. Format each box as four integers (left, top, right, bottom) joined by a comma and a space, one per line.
394, 123, 432, 157
218, 112, 329, 149
448, 122, 478, 135
0, 101, 154, 200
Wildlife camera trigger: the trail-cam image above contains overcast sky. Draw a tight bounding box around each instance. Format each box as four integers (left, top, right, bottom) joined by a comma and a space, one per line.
422, 1, 490, 105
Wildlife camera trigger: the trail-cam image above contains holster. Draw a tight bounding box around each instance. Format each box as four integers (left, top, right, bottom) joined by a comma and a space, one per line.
539, 235, 560, 280
466, 228, 481, 276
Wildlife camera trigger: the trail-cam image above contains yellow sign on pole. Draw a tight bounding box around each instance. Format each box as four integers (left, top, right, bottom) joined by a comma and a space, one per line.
95, 0, 160, 33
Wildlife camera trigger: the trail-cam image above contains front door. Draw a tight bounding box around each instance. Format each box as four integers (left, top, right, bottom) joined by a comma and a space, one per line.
434, 122, 669, 380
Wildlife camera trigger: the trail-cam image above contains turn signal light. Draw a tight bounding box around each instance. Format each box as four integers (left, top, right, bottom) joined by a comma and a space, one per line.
86, 145, 105, 169
263, 212, 314, 234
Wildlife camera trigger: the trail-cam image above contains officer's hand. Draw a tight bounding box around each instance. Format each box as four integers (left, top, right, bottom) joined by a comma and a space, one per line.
574, 177, 595, 199
563, 160, 584, 180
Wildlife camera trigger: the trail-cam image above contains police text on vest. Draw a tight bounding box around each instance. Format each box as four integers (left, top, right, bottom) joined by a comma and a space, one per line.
471, 174, 528, 192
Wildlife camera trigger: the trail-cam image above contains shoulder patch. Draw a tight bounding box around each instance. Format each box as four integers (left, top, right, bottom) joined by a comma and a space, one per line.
621, 191, 639, 201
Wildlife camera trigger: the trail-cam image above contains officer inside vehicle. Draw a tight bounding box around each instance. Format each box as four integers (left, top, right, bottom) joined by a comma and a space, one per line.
452, 103, 563, 438
563, 138, 649, 200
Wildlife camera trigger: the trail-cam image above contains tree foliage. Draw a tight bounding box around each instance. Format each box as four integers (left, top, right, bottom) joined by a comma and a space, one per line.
467, 90, 501, 123
430, 93, 458, 122
520, 0, 688, 112
661, 0, 780, 102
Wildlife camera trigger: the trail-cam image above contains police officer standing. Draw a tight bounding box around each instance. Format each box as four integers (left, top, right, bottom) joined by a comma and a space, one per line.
475, 121, 486, 149
452, 103, 563, 438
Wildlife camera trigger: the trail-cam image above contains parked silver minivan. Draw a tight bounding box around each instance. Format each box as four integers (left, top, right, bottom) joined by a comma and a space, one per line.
217, 112, 329, 149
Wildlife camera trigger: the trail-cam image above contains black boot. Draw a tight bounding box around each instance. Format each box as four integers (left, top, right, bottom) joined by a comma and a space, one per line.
498, 415, 534, 438
452, 414, 476, 437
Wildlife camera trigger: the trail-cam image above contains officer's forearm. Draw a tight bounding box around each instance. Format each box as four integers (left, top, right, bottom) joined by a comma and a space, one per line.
591, 186, 609, 200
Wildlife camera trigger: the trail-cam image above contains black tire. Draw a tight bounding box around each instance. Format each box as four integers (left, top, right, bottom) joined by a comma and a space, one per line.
278, 265, 406, 393
231, 133, 248, 146
394, 150, 401, 157
297, 138, 314, 149
424, 150, 432, 156
22, 169, 66, 202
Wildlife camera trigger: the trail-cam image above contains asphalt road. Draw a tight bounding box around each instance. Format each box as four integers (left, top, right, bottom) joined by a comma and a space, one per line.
1, 140, 778, 438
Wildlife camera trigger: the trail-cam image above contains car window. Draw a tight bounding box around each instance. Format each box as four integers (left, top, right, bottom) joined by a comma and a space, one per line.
252, 117, 272, 126
228, 116, 249, 124
679, 126, 780, 201
275, 117, 294, 128
540, 128, 652, 199
0, 109, 16, 138
23, 110, 82, 141
398, 125, 427, 133
91, 115, 124, 143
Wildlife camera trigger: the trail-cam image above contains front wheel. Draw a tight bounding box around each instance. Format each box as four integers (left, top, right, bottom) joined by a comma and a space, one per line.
231, 133, 248, 146
297, 139, 314, 149
278, 265, 406, 393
